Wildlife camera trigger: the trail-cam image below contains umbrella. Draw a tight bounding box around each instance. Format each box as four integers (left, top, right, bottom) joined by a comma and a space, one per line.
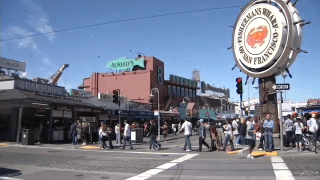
310, 111, 318, 114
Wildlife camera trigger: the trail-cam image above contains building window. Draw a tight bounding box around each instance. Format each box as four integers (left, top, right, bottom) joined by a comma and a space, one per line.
168, 85, 172, 95
189, 89, 192, 97
181, 87, 184, 96
185, 88, 188, 97
172, 85, 176, 95
193, 89, 196, 97
177, 86, 181, 96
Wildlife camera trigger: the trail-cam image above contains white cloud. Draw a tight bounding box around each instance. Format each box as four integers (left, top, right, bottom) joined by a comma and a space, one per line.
5, 26, 37, 50
23, 0, 56, 41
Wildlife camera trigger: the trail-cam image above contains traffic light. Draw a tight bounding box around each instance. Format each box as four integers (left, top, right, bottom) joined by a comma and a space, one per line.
113, 89, 119, 105
236, 78, 243, 94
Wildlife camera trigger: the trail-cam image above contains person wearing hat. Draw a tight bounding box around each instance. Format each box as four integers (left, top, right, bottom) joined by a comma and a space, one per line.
198, 119, 210, 152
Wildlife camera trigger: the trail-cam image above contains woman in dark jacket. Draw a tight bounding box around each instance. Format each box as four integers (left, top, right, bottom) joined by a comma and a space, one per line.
209, 122, 219, 151
239, 118, 247, 146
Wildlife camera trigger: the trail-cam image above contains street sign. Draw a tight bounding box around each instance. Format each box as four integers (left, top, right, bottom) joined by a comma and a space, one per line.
272, 84, 290, 90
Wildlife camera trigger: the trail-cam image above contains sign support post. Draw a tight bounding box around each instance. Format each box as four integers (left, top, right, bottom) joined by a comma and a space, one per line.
278, 90, 284, 152
118, 89, 121, 142
240, 94, 243, 118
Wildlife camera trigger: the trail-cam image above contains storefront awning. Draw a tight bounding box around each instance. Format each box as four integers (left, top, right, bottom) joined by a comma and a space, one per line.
186, 102, 195, 110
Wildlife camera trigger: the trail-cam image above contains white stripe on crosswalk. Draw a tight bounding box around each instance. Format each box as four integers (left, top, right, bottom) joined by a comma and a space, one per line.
271, 156, 295, 180
0, 177, 24, 180
126, 154, 198, 180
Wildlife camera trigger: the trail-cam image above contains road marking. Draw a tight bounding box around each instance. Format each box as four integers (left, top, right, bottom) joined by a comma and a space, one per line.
227, 150, 277, 156
0, 143, 8, 146
126, 154, 198, 180
271, 156, 295, 180
8, 144, 187, 155
79, 145, 100, 149
0, 177, 24, 180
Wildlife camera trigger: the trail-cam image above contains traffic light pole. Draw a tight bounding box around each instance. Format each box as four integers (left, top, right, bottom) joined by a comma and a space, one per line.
240, 94, 243, 118
118, 89, 121, 140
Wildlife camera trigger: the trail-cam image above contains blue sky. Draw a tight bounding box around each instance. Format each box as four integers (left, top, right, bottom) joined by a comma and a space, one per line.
1, 0, 319, 102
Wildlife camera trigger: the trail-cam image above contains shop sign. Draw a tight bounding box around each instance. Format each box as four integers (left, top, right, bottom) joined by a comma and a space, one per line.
129, 102, 152, 111
82, 117, 96, 122
14, 79, 65, 96
98, 93, 127, 103
232, 1, 304, 78
106, 57, 145, 70
129, 110, 154, 119
0, 57, 26, 72
74, 107, 92, 112
169, 74, 197, 87
69, 89, 91, 97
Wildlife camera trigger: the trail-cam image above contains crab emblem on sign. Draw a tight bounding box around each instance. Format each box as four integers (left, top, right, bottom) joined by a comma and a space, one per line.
246, 25, 268, 48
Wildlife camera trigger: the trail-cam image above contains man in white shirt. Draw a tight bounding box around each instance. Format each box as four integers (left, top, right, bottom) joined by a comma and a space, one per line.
122, 120, 133, 150
178, 119, 192, 151
308, 114, 319, 152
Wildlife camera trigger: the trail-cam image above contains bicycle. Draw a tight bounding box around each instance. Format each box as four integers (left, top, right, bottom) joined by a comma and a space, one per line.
302, 133, 315, 151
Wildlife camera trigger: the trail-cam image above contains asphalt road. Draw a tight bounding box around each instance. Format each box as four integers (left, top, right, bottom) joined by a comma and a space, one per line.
0, 133, 319, 180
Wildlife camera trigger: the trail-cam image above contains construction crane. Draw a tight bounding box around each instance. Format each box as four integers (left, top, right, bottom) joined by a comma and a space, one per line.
49, 64, 69, 85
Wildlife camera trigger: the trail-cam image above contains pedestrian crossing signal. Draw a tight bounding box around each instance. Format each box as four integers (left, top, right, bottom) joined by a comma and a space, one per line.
236, 78, 243, 94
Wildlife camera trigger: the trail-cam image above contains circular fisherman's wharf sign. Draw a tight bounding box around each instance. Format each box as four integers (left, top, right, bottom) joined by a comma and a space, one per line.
232, 0, 304, 78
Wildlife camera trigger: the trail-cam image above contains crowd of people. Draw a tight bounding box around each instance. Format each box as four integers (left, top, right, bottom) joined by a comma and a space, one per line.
67, 112, 319, 155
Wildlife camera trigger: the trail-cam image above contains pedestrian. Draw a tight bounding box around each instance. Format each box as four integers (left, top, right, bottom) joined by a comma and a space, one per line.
81, 122, 89, 146
198, 119, 210, 152
293, 118, 305, 152
263, 114, 274, 152
178, 121, 182, 131
99, 125, 108, 150
106, 125, 114, 149
147, 120, 161, 150
222, 119, 235, 151
239, 118, 247, 146
209, 122, 219, 151
178, 119, 192, 152
258, 119, 265, 150
162, 122, 168, 142
172, 122, 177, 135
284, 114, 294, 148
253, 117, 261, 149
308, 113, 319, 152
115, 123, 120, 144
70, 121, 77, 145
122, 120, 133, 150
76, 120, 82, 145
232, 118, 240, 146
144, 122, 148, 137
238, 116, 255, 159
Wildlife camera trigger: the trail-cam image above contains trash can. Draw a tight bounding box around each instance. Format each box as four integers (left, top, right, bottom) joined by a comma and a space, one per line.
131, 128, 143, 143
21, 129, 35, 145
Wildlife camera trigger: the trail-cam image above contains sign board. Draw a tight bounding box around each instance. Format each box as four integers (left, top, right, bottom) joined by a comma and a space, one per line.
154, 111, 159, 116
232, 0, 304, 78
81, 117, 96, 122
69, 89, 91, 97
200, 81, 230, 98
98, 93, 127, 103
169, 74, 197, 87
0, 57, 26, 72
14, 79, 65, 96
73, 107, 101, 113
272, 84, 290, 90
106, 57, 145, 70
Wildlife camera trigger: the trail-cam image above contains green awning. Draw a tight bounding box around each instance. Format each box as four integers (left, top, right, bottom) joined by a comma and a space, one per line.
198, 109, 219, 120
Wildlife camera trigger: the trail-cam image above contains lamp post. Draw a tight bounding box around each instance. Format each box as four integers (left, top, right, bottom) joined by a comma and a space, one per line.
203, 103, 209, 121
150, 88, 160, 141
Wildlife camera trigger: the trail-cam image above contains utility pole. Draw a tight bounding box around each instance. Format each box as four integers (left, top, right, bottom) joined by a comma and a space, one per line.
278, 90, 284, 152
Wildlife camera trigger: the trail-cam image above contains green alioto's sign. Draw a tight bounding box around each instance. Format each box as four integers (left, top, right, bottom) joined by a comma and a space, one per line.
198, 109, 219, 120
106, 57, 145, 70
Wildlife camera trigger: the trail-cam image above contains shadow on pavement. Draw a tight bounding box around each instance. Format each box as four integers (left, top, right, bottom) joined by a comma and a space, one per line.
0, 167, 22, 177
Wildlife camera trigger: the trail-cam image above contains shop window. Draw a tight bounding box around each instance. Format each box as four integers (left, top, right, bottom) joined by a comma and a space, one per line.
168, 85, 172, 95
185, 88, 188, 97
177, 86, 181, 96
181, 87, 185, 96
172, 85, 176, 95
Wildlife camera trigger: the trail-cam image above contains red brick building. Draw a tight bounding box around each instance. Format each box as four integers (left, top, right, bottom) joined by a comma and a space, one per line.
81, 56, 197, 117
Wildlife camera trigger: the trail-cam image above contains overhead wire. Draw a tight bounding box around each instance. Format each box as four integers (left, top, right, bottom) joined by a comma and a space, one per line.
1, 5, 239, 42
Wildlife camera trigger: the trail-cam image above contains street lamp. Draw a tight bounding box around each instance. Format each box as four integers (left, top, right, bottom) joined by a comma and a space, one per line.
150, 88, 160, 141
203, 103, 209, 123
